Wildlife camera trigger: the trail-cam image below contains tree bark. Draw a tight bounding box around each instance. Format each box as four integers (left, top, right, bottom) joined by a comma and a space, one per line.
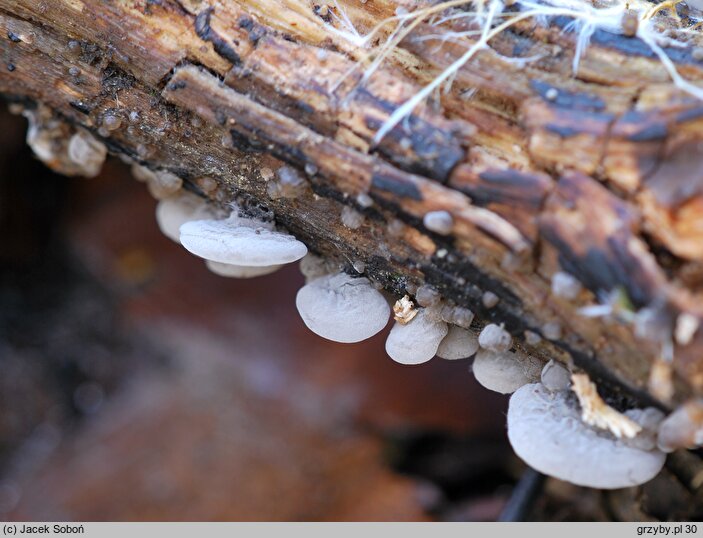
2, 0, 703, 411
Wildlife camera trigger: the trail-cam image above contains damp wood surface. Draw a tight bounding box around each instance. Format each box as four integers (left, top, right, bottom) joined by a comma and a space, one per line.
2, 0, 703, 410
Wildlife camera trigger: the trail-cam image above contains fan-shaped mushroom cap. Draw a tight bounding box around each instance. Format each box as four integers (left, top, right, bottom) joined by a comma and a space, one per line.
437, 326, 479, 360
508, 383, 666, 489
155, 192, 216, 242
180, 218, 307, 266
205, 260, 283, 279
385, 309, 448, 365
472, 349, 542, 394
295, 273, 390, 343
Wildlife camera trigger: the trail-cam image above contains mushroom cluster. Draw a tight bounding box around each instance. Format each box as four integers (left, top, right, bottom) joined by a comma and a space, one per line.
14, 101, 703, 497
139, 179, 702, 491
20, 121, 700, 494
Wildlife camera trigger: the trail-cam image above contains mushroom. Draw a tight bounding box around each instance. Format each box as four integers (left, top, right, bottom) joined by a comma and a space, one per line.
478, 323, 512, 352
205, 260, 283, 279
472, 349, 542, 394
385, 309, 448, 365
657, 398, 703, 452
298, 253, 336, 283
295, 273, 390, 343
540, 359, 571, 392
179, 217, 307, 266
551, 271, 582, 300
436, 326, 479, 360
67, 130, 107, 178
155, 192, 216, 243
132, 164, 182, 199
508, 383, 666, 489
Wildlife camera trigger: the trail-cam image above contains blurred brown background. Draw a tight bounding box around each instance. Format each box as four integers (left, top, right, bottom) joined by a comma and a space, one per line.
0, 107, 621, 521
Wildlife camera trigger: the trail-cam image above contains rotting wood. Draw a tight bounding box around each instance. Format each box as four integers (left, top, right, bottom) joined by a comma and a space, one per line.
2, 0, 703, 413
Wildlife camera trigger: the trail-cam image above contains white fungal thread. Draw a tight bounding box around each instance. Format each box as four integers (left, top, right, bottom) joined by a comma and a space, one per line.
321, 0, 703, 145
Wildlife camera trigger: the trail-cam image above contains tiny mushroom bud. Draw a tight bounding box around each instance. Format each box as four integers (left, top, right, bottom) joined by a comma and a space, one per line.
67, 130, 107, 177
657, 398, 703, 452
551, 271, 582, 300
675, 313, 699, 346
155, 192, 216, 242
423, 210, 453, 235
540, 359, 571, 392
341, 206, 364, 229
624, 408, 665, 452
415, 284, 441, 307
295, 273, 390, 343
385, 309, 448, 365
436, 326, 479, 360
478, 323, 512, 352
482, 291, 499, 309
472, 349, 542, 394
131, 164, 182, 199
299, 253, 335, 282
508, 383, 666, 489
541, 321, 562, 341
180, 217, 307, 266
205, 260, 282, 279
524, 330, 542, 346
441, 305, 474, 329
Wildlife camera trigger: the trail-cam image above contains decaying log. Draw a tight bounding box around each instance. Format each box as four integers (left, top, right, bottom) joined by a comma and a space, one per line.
2, 0, 703, 416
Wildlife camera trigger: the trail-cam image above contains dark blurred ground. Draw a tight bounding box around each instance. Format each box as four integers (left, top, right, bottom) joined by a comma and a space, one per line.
0, 107, 617, 521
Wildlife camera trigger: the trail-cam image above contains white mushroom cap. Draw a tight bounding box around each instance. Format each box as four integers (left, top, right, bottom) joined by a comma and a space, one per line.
478, 323, 512, 352
472, 349, 542, 394
508, 383, 666, 489
551, 271, 582, 300
657, 399, 703, 453
155, 192, 216, 242
437, 326, 479, 360
385, 309, 448, 365
295, 273, 389, 343
541, 359, 571, 392
624, 407, 666, 451
132, 164, 183, 199
180, 218, 307, 266
205, 260, 283, 279
299, 253, 336, 283
67, 130, 107, 178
